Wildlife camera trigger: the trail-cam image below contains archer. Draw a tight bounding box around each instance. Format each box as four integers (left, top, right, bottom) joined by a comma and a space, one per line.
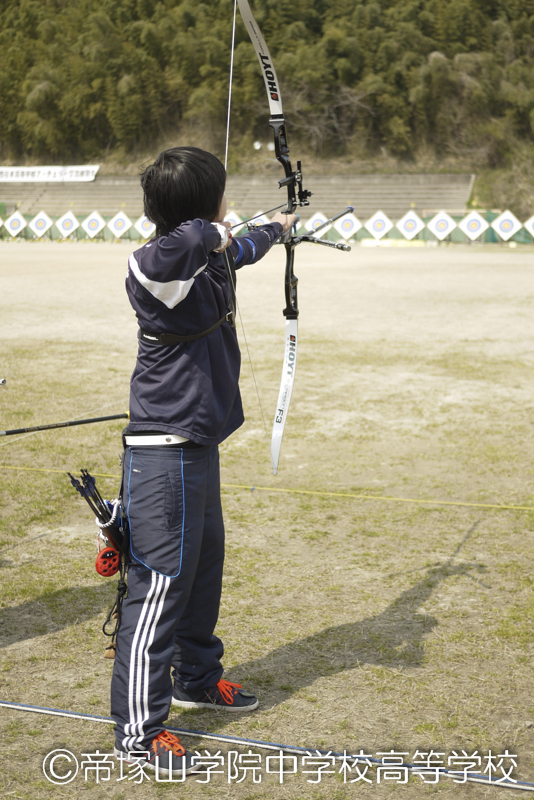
111, 145, 297, 778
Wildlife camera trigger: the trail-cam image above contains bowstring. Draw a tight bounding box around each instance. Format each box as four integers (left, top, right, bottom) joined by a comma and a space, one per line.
225, 0, 269, 444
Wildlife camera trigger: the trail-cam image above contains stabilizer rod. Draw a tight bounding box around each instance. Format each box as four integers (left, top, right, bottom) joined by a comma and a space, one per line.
0, 413, 129, 437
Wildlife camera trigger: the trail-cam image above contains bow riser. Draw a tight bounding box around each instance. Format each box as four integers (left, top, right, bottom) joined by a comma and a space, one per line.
270, 118, 312, 214
283, 242, 298, 320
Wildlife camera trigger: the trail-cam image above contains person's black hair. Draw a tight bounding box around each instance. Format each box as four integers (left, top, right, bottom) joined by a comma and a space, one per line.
140, 147, 226, 236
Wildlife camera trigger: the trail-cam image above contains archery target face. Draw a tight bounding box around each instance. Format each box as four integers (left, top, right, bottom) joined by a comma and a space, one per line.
427, 211, 457, 241
490, 210, 522, 241
108, 211, 132, 238
395, 211, 425, 240
333, 213, 361, 240
250, 212, 271, 228
305, 212, 331, 237
81, 211, 106, 238
5, 211, 27, 237
523, 214, 534, 239
134, 215, 157, 238
223, 211, 244, 233
458, 211, 489, 241
56, 211, 80, 238
29, 211, 53, 238
364, 211, 393, 240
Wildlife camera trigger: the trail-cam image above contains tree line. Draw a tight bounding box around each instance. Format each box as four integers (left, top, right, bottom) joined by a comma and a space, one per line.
2, 0, 534, 171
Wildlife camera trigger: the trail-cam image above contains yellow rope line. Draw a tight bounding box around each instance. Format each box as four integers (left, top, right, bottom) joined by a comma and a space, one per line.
0, 465, 120, 479
0, 464, 532, 511
221, 483, 534, 511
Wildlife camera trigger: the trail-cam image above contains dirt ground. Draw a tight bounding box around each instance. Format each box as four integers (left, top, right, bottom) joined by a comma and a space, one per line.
0, 239, 533, 798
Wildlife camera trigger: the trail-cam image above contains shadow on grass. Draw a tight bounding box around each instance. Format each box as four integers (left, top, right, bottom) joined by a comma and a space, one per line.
221, 560, 485, 712
0, 560, 472, 659
0, 524, 486, 742
167, 521, 487, 736
0, 583, 117, 647
207, 520, 486, 712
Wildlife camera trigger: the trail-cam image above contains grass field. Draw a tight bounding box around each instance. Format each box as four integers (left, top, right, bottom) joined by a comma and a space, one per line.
0, 240, 533, 798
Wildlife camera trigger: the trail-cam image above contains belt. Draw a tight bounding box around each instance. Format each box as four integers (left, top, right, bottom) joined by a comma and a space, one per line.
139, 311, 233, 346
125, 434, 189, 447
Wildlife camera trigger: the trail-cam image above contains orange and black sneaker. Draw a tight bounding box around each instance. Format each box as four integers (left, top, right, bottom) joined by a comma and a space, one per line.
114, 730, 201, 777
172, 678, 259, 712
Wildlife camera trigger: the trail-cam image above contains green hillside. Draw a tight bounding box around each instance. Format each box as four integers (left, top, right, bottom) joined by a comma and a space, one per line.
2, 0, 534, 211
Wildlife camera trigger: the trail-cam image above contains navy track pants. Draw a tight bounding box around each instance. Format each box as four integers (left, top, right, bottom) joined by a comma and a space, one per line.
110, 444, 225, 751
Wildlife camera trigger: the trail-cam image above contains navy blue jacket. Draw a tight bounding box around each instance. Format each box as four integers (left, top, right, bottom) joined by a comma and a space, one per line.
126, 218, 282, 444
